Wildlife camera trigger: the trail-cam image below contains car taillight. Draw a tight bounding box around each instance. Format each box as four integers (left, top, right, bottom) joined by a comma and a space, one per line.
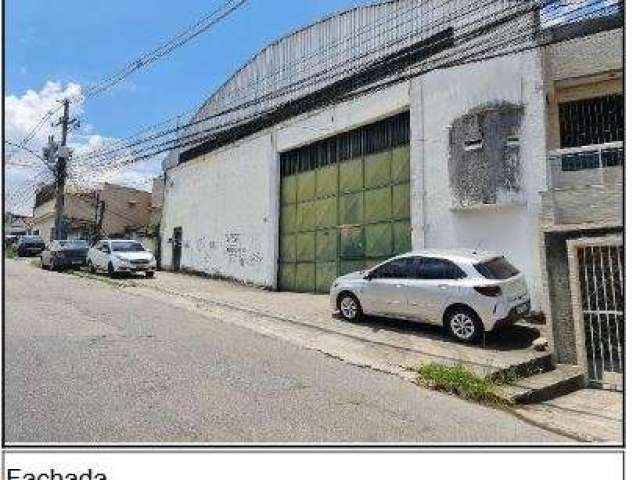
474, 286, 502, 297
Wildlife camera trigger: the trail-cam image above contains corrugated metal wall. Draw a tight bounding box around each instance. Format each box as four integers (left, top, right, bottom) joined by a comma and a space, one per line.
279, 111, 411, 293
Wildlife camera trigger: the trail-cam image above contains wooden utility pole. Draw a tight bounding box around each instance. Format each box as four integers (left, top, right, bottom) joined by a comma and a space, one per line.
53, 99, 75, 240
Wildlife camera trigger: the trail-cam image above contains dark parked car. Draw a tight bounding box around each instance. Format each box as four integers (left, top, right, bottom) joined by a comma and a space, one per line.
41, 240, 90, 271
16, 235, 46, 257
4, 235, 19, 247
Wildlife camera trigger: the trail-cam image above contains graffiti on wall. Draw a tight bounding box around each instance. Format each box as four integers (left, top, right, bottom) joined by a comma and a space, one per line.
180, 232, 264, 272
225, 233, 263, 267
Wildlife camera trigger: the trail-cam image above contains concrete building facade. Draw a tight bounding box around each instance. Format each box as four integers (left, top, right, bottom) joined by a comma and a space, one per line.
161, 0, 546, 295
159, 1, 623, 383
538, 22, 623, 388
32, 183, 153, 243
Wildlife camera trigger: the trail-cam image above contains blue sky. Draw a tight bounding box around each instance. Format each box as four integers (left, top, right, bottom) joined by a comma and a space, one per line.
6, 0, 372, 139
4, 0, 373, 213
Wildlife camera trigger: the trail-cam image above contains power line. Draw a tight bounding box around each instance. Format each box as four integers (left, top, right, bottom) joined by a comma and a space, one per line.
6, 0, 250, 160
81, 0, 251, 100
9, 0, 620, 208
73, 0, 578, 169
71, 0, 523, 166
128, 0, 618, 165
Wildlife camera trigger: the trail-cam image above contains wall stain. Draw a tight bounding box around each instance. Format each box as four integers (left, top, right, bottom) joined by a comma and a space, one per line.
449, 102, 524, 208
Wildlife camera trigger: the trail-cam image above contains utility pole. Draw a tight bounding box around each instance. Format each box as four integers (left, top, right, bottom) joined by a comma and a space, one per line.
52, 99, 76, 240
95, 198, 106, 242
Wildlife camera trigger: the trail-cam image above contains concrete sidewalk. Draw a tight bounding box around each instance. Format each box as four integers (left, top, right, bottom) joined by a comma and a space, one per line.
138, 270, 549, 377
515, 389, 623, 443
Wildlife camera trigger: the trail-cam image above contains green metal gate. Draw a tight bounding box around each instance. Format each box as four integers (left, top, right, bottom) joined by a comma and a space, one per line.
279, 112, 411, 293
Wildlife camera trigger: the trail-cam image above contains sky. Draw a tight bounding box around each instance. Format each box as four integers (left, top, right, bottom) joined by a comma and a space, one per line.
4, 0, 372, 214
4, 0, 618, 215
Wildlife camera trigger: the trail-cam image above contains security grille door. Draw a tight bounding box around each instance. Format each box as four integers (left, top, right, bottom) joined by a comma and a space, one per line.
279, 112, 411, 293
571, 239, 624, 389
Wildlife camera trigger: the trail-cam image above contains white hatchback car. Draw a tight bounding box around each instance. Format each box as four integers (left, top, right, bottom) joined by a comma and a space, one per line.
329, 249, 530, 343
87, 239, 157, 278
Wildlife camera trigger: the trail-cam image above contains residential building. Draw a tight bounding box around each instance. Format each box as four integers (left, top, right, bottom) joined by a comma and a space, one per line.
32, 184, 95, 242
539, 19, 623, 389
127, 177, 165, 257
4, 212, 33, 237
95, 183, 153, 240
32, 182, 153, 243
159, 1, 623, 386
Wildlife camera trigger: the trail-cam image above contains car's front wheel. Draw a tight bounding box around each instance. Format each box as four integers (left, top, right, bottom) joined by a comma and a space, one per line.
338, 293, 363, 322
145, 271, 155, 278
87, 260, 96, 274
445, 307, 484, 343
107, 262, 115, 278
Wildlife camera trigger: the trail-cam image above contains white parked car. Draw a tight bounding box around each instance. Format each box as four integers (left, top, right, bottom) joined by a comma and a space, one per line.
329, 249, 530, 343
87, 239, 157, 278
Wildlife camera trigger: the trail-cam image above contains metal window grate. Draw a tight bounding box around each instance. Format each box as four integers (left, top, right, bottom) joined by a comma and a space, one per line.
280, 111, 410, 178
578, 245, 624, 386
559, 94, 624, 148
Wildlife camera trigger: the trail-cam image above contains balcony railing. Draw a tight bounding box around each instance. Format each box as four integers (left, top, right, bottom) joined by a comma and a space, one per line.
542, 142, 623, 228
548, 142, 624, 190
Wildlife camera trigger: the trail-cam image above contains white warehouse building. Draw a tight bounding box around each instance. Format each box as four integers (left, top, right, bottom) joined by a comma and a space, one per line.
160, 0, 622, 330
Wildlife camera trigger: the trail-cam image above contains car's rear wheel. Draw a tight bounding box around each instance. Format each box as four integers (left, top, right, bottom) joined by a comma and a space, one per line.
445, 307, 484, 343
145, 271, 154, 278
338, 293, 363, 322
107, 262, 115, 278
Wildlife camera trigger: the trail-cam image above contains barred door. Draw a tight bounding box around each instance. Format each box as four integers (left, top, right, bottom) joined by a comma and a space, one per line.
569, 238, 624, 389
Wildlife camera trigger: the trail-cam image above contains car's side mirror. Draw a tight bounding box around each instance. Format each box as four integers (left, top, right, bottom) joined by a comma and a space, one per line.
364, 273, 373, 281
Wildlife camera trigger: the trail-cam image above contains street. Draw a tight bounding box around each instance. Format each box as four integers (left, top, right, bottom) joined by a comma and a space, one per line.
4, 259, 570, 443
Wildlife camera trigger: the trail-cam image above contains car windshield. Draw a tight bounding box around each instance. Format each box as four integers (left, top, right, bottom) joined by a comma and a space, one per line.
20, 236, 43, 243
111, 241, 145, 252
59, 240, 89, 249
474, 256, 519, 280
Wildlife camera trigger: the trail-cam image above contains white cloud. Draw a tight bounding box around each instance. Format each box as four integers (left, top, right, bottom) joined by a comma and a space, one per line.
4, 81, 162, 215
4, 81, 83, 144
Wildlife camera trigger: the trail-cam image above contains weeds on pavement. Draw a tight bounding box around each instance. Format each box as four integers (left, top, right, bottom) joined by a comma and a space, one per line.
416, 362, 514, 407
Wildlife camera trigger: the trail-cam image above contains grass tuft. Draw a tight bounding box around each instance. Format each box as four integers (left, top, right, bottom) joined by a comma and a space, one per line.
416, 362, 512, 407
4, 246, 18, 259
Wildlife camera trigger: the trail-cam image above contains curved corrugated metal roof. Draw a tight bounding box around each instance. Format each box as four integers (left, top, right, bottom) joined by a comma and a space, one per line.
165, 0, 534, 168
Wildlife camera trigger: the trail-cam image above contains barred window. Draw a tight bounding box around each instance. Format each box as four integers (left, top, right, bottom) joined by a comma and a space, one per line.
559, 94, 624, 148
280, 111, 410, 177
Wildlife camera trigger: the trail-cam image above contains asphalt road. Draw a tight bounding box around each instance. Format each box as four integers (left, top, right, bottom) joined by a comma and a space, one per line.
4, 259, 569, 443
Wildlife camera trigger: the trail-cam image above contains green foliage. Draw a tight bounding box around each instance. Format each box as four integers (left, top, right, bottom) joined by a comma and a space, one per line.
4, 245, 17, 258
416, 362, 512, 407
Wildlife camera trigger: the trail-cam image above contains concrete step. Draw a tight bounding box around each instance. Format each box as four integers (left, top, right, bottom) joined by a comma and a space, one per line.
487, 351, 554, 381
497, 364, 585, 404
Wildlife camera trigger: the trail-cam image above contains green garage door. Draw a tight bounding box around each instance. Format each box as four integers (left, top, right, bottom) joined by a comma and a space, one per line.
279, 112, 411, 294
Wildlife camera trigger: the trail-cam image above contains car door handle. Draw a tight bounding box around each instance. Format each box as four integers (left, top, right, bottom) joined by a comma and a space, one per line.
438, 284, 448, 290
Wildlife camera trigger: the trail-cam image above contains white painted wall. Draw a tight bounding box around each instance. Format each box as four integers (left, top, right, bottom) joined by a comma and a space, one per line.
161, 83, 411, 288
410, 50, 548, 309
161, 132, 278, 287
547, 28, 622, 81
161, 50, 549, 310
